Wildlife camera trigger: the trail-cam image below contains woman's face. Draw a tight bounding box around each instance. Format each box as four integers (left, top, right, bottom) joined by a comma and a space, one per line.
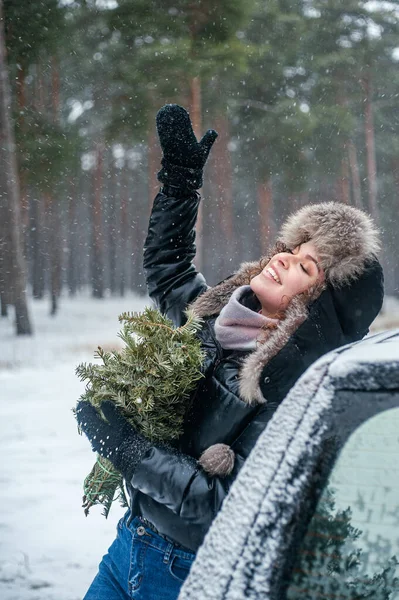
250, 241, 325, 317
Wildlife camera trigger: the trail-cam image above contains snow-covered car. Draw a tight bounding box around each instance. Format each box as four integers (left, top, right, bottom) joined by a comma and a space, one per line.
179, 329, 399, 600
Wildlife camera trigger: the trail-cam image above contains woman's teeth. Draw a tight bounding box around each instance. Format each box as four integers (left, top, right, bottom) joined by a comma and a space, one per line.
266, 267, 281, 284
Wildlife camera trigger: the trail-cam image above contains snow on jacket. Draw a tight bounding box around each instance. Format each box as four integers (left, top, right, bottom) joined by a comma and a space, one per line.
126, 189, 383, 553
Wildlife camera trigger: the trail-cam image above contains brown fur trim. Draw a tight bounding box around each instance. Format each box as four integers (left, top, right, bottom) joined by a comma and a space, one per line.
279, 202, 380, 287
189, 261, 262, 318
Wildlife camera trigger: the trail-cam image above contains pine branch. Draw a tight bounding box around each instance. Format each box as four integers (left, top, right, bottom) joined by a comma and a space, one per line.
75, 306, 204, 517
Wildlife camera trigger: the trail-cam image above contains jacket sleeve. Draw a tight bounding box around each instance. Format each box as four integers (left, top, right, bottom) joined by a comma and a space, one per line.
143, 190, 209, 327
129, 401, 278, 529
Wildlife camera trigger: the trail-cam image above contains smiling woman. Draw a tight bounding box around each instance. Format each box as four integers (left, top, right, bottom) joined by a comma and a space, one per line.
250, 241, 324, 317
77, 105, 385, 600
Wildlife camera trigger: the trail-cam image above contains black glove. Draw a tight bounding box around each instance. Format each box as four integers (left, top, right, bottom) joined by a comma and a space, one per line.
156, 104, 218, 191
75, 400, 151, 481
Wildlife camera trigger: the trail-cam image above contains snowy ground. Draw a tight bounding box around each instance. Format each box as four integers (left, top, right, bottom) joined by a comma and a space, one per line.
0, 293, 147, 600
1, 293, 398, 600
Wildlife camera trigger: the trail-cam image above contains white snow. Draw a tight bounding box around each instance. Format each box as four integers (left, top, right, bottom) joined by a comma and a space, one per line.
0, 292, 147, 600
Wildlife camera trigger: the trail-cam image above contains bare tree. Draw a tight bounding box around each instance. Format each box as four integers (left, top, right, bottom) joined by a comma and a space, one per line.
363, 70, 379, 222
0, 0, 32, 334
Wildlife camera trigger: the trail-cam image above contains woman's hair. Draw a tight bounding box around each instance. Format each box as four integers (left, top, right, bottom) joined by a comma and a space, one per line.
247, 241, 326, 322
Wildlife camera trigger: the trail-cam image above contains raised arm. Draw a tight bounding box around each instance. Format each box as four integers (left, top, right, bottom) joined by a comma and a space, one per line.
143, 105, 218, 327
143, 191, 207, 327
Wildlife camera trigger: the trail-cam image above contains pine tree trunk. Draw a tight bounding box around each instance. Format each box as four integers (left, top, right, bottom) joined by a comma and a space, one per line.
335, 153, 350, 204
119, 166, 129, 297
257, 180, 274, 256
31, 195, 45, 299
31, 64, 46, 299
334, 91, 351, 206
67, 174, 78, 296
0, 253, 10, 316
91, 142, 105, 299
212, 112, 233, 276
128, 164, 143, 293
47, 192, 62, 316
0, 1, 32, 334
0, 290, 7, 316
131, 168, 147, 296
131, 226, 142, 293
189, 76, 201, 136
189, 75, 203, 271
363, 71, 379, 221
148, 124, 161, 210
0, 189, 9, 316
49, 56, 62, 315
108, 163, 118, 295
348, 140, 362, 209
16, 62, 30, 236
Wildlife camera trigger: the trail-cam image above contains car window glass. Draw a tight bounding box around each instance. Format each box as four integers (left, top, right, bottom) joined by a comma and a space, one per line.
286, 408, 399, 599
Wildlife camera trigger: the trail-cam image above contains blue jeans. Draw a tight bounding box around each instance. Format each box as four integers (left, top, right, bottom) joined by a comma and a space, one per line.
83, 512, 196, 600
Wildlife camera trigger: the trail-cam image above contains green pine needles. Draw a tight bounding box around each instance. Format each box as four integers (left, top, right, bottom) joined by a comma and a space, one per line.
75, 307, 204, 517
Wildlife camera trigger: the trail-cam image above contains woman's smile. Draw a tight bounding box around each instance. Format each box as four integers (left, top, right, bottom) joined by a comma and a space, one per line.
262, 266, 281, 284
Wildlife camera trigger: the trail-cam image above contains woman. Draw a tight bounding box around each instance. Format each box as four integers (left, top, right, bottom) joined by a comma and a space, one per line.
76, 104, 384, 600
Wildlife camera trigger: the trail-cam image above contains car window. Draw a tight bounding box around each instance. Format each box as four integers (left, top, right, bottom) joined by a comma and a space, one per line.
286, 408, 399, 599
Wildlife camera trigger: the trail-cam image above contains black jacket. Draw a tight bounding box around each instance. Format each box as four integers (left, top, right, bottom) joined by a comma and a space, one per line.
127, 190, 384, 552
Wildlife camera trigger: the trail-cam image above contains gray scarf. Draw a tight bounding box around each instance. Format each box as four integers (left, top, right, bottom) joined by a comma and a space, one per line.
214, 285, 279, 351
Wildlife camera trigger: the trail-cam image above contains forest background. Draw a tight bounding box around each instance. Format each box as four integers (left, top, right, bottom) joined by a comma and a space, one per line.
1, 0, 399, 336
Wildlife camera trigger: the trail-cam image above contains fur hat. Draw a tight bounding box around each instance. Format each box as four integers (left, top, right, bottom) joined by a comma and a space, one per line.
278, 202, 380, 287
191, 203, 380, 319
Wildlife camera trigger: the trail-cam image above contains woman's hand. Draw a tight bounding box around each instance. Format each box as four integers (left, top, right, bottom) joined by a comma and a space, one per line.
75, 400, 151, 481
156, 104, 218, 190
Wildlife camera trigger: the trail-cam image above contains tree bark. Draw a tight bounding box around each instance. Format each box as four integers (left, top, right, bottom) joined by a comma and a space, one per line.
363, 71, 379, 222
31, 64, 46, 299
67, 174, 78, 296
49, 56, 62, 315
15, 62, 29, 240
148, 124, 161, 210
0, 256, 9, 316
348, 140, 362, 209
210, 112, 234, 277
257, 180, 274, 256
0, 2, 32, 334
335, 153, 350, 205
46, 192, 62, 316
91, 141, 105, 298
31, 194, 45, 299
119, 165, 129, 297
108, 162, 118, 295
188, 76, 204, 273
